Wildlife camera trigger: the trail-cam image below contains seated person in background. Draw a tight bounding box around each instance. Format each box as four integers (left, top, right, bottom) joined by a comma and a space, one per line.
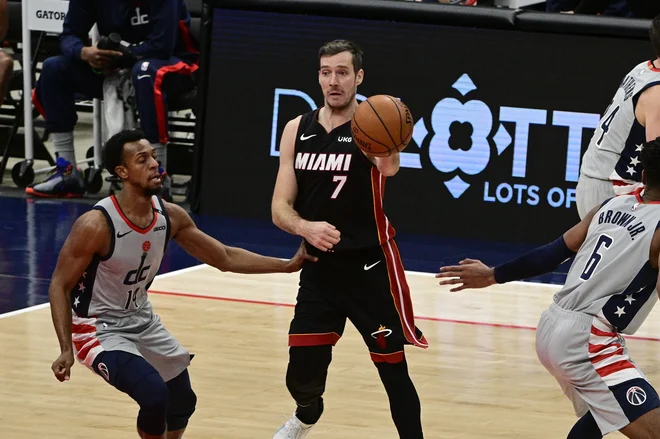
0, 0, 13, 107
27, 0, 199, 200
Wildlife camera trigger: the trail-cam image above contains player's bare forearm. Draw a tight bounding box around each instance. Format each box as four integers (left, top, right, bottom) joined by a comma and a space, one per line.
373, 153, 400, 176
223, 246, 294, 273
49, 287, 73, 353
272, 200, 308, 237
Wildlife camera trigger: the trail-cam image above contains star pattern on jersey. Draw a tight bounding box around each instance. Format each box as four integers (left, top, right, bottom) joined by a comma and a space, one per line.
636, 143, 644, 152
630, 156, 641, 167
627, 166, 636, 176
73, 296, 80, 308
78, 282, 86, 292
82, 272, 87, 279
614, 306, 626, 317
624, 294, 636, 305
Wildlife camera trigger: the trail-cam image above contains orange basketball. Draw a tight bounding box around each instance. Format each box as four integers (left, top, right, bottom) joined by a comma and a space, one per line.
351, 95, 413, 157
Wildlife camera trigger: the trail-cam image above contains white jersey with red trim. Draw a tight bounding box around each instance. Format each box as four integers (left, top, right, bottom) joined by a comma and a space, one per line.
581, 60, 660, 184
70, 195, 170, 319
553, 191, 660, 335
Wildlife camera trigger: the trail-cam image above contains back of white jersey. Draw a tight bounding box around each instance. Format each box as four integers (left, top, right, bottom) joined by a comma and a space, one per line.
554, 192, 660, 335
70, 195, 170, 319
581, 60, 660, 183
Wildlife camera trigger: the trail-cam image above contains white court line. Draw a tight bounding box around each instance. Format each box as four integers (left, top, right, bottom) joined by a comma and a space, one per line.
0, 261, 564, 320
0, 263, 210, 319
163, 263, 564, 290
0, 303, 50, 320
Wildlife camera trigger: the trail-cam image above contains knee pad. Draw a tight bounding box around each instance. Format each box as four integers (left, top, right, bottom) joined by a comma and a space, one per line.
132, 372, 169, 436
166, 369, 197, 431
286, 346, 332, 405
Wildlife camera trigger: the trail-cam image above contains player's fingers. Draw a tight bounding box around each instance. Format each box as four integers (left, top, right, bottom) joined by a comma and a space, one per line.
439, 265, 462, 272
326, 229, 341, 239
325, 234, 341, 245
459, 259, 479, 265
450, 285, 467, 293
435, 271, 459, 278
438, 278, 462, 286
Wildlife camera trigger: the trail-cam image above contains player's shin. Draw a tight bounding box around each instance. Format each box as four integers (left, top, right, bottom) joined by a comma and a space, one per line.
375, 358, 424, 439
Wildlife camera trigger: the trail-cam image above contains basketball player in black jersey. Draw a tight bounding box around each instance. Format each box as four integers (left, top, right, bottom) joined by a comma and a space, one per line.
271, 40, 427, 439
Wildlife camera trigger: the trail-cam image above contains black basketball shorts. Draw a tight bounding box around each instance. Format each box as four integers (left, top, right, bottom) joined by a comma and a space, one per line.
288, 240, 428, 363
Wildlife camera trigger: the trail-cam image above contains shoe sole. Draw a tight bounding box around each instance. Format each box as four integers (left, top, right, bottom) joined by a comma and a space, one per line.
25, 187, 85, 198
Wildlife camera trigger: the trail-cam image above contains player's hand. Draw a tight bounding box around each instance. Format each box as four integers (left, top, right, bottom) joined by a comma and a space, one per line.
51, 350, 74, 382
81, 45, 123, 70
301, 221, 341, 252
435, 258, 496, 292
285, 241, 318, 272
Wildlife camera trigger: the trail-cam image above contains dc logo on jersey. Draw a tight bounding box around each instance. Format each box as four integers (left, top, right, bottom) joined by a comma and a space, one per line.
626, 386, 647, 406
131, 7, 149, 26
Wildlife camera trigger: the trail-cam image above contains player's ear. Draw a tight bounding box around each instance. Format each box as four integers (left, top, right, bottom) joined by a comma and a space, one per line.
115, 165, 128, 180
356, 69, 364, 86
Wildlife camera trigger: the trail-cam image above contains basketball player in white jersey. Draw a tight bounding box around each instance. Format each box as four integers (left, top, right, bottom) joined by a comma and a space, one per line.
48, 129, 315, 439
576, 15, 660, 219
437, 138, 660, 437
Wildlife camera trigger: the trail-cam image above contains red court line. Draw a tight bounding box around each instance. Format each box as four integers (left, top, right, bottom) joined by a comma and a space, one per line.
147, 289, 660, 342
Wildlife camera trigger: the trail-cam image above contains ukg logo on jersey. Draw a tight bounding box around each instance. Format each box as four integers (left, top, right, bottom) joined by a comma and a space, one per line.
416, 73, 600, 209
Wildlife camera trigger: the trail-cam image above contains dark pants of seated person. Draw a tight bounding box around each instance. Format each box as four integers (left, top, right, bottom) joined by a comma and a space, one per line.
32, 55, 197, 169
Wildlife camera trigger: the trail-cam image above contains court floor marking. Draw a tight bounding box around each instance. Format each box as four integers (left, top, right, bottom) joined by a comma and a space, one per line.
0, 263, 569, 336
0, 264, 208, 319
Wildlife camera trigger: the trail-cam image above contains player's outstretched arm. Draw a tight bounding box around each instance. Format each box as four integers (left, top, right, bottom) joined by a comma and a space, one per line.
436, 205, 601, 291
167, 202, 317, 274
49, 210, 109, 382
271, 116, 341, 252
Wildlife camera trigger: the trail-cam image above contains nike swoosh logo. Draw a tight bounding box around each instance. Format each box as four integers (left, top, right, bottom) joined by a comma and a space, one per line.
137, 74, 151, 80
300, 133, 317, 141
364, 261, 381, 271
116, 231, 133, 238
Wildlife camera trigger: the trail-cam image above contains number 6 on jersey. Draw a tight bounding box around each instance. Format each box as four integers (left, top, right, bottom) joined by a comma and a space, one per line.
580, 234, 614, 280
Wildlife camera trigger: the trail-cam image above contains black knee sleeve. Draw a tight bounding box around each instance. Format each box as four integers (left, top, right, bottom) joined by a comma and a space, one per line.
131, 372, 169, 436
166, 369, 197, 431
285, 345, 332, 405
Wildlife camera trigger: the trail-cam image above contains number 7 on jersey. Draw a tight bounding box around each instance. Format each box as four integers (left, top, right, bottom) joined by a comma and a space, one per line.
331, 175, 347, 199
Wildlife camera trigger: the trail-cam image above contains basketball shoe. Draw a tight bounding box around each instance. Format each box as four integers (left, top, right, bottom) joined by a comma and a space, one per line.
273, 414, 314, 439
25, 157, 85, 198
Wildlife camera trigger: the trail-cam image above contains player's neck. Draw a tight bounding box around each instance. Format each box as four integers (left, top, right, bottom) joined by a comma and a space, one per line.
642, 189, 660, 203
319, 101, 357, 130
114, 188, 154, 222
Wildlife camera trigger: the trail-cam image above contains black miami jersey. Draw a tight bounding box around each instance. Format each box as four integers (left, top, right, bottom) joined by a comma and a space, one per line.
293, 109, 395, 252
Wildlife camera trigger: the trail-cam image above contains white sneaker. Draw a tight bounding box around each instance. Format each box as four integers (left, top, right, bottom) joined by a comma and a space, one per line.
273, 414, 314, 439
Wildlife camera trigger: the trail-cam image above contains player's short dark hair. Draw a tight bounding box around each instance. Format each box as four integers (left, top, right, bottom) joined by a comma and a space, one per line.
650, 15, 660, 58
642, 137, 660, 187
103, 129, 147, 177
318, 40, 363, 72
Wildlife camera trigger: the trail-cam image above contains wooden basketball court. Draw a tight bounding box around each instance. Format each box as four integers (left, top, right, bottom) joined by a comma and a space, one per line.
1, 265, 657, 438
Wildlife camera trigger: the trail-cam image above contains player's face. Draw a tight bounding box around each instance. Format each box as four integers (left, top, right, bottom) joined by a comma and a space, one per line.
319, 51, 364, 110
119, 140, 162, 196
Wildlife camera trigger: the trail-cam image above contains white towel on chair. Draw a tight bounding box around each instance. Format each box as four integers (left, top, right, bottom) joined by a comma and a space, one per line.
103, 70, 137, 138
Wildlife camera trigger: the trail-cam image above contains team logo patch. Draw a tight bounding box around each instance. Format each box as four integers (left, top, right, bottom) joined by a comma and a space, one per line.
371, 325, 393, 349
142, 241, 151, 252
626, 386, 647, 406
141, 61, 149, 71
97, 362, 110, 382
